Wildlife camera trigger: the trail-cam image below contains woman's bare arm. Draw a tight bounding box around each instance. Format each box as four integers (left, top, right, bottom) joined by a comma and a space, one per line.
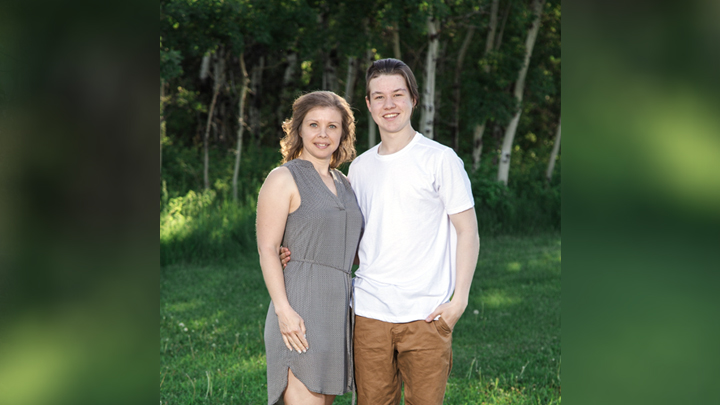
256, 167, 308, 353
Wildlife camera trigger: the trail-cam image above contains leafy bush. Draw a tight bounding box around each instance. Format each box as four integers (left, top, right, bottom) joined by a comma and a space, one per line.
469, 159, 560, 236
160, 142, 560, 265
160, 188, 257, 266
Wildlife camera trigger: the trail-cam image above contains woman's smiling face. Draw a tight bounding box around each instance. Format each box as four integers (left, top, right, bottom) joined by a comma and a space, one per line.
299, 106, 343, 162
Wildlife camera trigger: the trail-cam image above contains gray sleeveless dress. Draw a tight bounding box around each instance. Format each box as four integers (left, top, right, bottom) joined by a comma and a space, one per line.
264, 159, 363, 405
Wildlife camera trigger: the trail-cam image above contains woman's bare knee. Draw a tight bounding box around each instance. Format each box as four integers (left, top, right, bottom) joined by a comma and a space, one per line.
283, 369, 328, 405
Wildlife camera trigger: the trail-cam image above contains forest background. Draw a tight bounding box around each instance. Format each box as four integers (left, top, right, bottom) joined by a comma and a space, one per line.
159, 0, 561, 266
159, 0, 561, 403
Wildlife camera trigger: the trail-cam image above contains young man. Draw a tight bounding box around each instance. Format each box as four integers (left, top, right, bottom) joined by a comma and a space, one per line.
347, 58, 480, 404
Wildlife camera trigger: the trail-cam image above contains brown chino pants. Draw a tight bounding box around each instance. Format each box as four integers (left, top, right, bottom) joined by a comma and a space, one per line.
353, 315, 453, 405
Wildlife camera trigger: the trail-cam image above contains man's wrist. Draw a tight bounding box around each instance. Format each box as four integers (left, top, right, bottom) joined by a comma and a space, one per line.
450, 296, 469, 310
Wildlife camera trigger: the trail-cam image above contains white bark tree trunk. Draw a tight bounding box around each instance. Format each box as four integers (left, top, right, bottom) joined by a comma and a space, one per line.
344, 56, 357, 104
495, 0, 512, 50
392, 22, 401, 60
420, 16, 440, 139
322, 52, 338, 93
203, 51, 224, 190
485, 0, 500, 56
452, 25, 475, 151
160, 78, 165, 180
200, 53, 211, 81
497, 0, 544, 185
472, 122, 486, 170
365, 42, 377, 148
233, 53, 250, 202
249, 55, 264, 145
546, 117, 561, 182
276, 51, 297, 128
472, 0, 500, 170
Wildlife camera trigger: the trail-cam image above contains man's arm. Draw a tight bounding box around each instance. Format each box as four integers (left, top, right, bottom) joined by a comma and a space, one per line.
425, 207, 480, 328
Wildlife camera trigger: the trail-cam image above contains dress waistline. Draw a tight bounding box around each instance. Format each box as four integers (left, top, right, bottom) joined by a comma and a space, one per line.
290, 258, 351, 275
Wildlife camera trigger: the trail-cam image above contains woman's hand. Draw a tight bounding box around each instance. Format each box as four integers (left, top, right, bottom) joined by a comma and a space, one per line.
276, 306, 309, 353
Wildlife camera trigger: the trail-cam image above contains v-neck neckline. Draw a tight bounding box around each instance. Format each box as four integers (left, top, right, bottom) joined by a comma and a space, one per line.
295, 159, 344, 205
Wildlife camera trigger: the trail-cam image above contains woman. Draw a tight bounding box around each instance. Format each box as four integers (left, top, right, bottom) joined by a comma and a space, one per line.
256, 91, 362, 405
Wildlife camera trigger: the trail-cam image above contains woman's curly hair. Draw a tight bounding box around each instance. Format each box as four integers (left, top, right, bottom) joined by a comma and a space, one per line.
280, 91, 356, 169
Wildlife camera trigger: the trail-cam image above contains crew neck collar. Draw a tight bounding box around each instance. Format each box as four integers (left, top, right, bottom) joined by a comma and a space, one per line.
374, 132, 421, 160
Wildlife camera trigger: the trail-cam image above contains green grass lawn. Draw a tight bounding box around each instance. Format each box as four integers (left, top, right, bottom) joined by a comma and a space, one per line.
160, 233, 561, 404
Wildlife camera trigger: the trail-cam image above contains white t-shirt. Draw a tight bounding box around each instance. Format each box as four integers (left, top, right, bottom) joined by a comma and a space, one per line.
348, 132, 475, 323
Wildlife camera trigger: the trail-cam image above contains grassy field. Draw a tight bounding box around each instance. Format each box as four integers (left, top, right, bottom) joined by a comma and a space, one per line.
160, 233, 561, 404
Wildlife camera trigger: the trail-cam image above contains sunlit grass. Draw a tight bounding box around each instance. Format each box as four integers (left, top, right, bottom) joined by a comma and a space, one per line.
160, 233, 561, 404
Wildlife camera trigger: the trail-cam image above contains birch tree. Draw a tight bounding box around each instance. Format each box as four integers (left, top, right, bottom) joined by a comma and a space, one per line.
203, 49, 224, 190
160, 79, 164, 179
160, 44, 182, 183
322, 52, 339, 93
364, 19, 377, 148
344, 56, 357, 104
420, 16, 441, 139
248, 55, 264, 146
452, 24, 475, 151
367, 48, 377, 148
471, 0, 499, 170
546, 117, 561, 182
497, 0, 544, 185
392, 21, 402, 60
276, 51, 298, 128
232, 53, 250, 202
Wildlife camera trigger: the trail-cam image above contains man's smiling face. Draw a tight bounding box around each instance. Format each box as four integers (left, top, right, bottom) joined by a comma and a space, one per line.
365, 74, 416, 137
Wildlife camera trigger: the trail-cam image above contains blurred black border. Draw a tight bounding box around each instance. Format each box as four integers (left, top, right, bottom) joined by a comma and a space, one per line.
2, 0, 719, 404
1, 1, 159, 404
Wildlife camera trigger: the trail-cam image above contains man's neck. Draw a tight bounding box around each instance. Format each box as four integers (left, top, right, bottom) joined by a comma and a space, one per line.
377, 126, 416, 155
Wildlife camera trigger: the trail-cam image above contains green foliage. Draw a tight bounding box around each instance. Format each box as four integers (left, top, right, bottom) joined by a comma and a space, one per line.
159, 0, 562, 253
160, 189, 257, 266
160, 46, 184, 82
160, 234, 561, 404
162, 134, 280, 200
470, 159, 560, 236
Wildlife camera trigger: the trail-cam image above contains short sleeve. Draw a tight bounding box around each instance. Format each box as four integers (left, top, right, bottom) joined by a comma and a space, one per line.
435, 148, 475, 215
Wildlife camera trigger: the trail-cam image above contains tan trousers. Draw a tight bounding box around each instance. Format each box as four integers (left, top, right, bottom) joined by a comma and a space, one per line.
353, 315, 453, 405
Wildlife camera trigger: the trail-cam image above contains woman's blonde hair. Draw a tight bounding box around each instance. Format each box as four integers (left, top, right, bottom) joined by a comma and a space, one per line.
280, 91, 356, 169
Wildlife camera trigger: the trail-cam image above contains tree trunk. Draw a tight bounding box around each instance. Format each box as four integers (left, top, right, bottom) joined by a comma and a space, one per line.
497, 0, 544, 185
200, 52, 211, 81
546, 117, 561, 182
364, 28, 378, 149
344, 56, 357, 104
420, 16, 440, 139
434, 39, 448, 132
322, 51, 338, 93
276, 51, 298, 128
472, 0, 500, 170
249, 55, 264, 146
203, 51, 224, 190
160, 78, 165, 180
392, 22, 401, 60
452, 25, 475, 151
203, 90, 219, 191
472, 122, 486, 170
495, 0, 512, 51
233, 53, 250, 202
486, 0, 500, 56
